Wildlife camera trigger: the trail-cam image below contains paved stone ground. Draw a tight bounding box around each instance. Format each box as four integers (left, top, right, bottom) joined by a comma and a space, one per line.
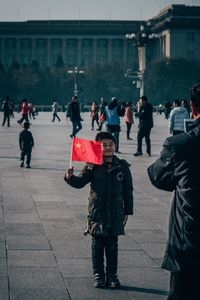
0, 111, 172, 300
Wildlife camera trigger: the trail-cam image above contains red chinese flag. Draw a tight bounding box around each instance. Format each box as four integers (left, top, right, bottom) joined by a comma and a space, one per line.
72, 137, 103, 165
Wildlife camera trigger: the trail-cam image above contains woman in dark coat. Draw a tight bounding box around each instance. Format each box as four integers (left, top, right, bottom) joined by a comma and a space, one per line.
147, 81, 200, 300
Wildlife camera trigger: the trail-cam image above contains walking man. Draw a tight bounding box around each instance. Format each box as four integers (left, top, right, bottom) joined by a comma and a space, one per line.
2, 96, 11, 127
51, 100, 61, 122
134, 96, 153, 156
67, 96, 83, 138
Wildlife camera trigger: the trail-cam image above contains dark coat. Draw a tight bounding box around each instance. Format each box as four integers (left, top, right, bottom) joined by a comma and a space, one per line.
19, 129, 34, 150
68, 101, 82, 121
136, 103, 153, 129
65, 156, 134, 236
148, 118, 200, 272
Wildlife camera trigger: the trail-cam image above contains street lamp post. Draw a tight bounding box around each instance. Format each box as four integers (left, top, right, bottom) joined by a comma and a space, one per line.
126, 25, 158, 97
67, 66, 85, 96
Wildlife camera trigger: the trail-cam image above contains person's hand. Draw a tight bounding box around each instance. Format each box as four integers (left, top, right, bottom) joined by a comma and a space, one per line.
123, 215, 128, 227
65, 167, 74, 179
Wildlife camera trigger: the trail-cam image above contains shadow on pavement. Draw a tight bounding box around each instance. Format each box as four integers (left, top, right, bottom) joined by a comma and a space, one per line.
121, 285, 168, 296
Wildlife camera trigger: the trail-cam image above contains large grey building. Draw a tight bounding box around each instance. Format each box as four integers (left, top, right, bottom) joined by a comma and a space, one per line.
0, 4, 200, 69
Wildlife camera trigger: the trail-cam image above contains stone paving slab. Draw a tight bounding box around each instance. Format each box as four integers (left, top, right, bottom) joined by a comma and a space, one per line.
0, 112, 172, 299
10, 289, 70, 300
0, 277, 9, 300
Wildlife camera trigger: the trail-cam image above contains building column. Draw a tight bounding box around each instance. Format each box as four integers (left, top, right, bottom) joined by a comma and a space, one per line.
0, 39, 5, 63
93, 39, 97, 64
108, 39, 112, 63
77, 39, 81, 66
16, 38, 20, 63
32, 39, 36, 62
47, 39, 51, 66
123, 39, 127, 65
62, 38, 66, 65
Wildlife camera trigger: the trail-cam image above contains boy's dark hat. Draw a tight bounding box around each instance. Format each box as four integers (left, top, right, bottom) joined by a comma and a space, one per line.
23, 121, 30, 129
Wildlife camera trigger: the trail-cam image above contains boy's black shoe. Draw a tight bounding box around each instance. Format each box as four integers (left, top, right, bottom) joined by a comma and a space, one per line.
26, 165, 31, 169
134, 151, 143, 156
106, 274, 121, 289
93, 273, 105, 288
20, 161, 24, 168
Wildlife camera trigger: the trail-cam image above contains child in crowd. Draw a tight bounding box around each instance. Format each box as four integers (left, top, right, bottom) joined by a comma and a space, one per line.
19, 121, 34, 168
64, 132, 134, 289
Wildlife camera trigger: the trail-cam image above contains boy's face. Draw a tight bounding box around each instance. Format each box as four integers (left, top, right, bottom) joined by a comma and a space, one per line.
101, 139, 116, 157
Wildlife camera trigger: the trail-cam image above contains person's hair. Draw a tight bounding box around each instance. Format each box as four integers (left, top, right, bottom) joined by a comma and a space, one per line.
23, 121, 30, 129
174, 99, 180, 107
182, 99, 188, 106
191, 81, 200, 113
140, 96, 148, 102
95, 132, 116, 144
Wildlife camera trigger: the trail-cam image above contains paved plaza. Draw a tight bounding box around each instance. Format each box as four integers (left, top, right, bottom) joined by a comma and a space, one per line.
0, 111, 172, 300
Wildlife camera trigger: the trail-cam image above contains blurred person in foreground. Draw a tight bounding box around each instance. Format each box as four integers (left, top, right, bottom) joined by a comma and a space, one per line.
147, 81, 200, 300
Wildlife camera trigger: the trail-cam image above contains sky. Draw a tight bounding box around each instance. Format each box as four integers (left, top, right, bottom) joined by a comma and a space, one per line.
0, 0, 199, 22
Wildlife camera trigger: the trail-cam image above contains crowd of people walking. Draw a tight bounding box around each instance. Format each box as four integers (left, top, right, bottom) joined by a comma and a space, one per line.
1, 80, 200, 299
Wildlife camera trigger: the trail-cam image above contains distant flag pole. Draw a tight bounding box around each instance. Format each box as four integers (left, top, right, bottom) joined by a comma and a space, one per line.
78, 6, 80, 24
17, 6, 20, 21
48, 5, 51, 25
109, 7, 111, 24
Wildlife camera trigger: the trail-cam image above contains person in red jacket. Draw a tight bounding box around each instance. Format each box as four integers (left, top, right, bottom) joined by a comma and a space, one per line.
17, 99, 29, 124
125, 102, 134, 140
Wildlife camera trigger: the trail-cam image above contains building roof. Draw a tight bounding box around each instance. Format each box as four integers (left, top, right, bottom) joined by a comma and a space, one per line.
0, 20, 141, 36
148, 4, 200, 32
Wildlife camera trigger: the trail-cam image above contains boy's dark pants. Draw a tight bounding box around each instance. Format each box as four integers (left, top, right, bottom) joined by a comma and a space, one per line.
92, 235, 118, 276
20, 146, 32, 165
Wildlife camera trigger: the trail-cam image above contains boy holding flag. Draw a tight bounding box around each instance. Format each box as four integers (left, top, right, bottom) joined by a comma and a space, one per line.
64, 132, 134, 289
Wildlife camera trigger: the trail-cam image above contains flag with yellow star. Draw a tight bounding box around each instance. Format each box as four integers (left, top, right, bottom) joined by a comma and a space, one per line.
71, 137, 103, 165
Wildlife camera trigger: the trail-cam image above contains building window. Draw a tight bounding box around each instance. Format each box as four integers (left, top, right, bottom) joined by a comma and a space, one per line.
187, 33, 195, 43
81, 39, 93, 65
35, 39, 47, 66
126, 41, 136, 67
161, 35, 166, 57
20, 39, 32, 65
96, 39, 108, 64
4, 39, 17, 66
50, 39, 62, 65
111, 39, 123, 62
187, 51, 195, 59
66, 39, 78, 67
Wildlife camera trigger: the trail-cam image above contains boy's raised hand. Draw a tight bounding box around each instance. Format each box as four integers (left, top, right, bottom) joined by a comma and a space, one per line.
65, 167, 74, 179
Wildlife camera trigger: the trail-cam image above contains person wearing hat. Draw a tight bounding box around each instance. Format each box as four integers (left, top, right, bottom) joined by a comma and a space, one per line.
147, 81, 200, 299
19, 121, 34, 168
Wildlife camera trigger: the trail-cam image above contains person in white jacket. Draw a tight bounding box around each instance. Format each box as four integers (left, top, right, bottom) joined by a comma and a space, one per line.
169, 99, 189, 135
